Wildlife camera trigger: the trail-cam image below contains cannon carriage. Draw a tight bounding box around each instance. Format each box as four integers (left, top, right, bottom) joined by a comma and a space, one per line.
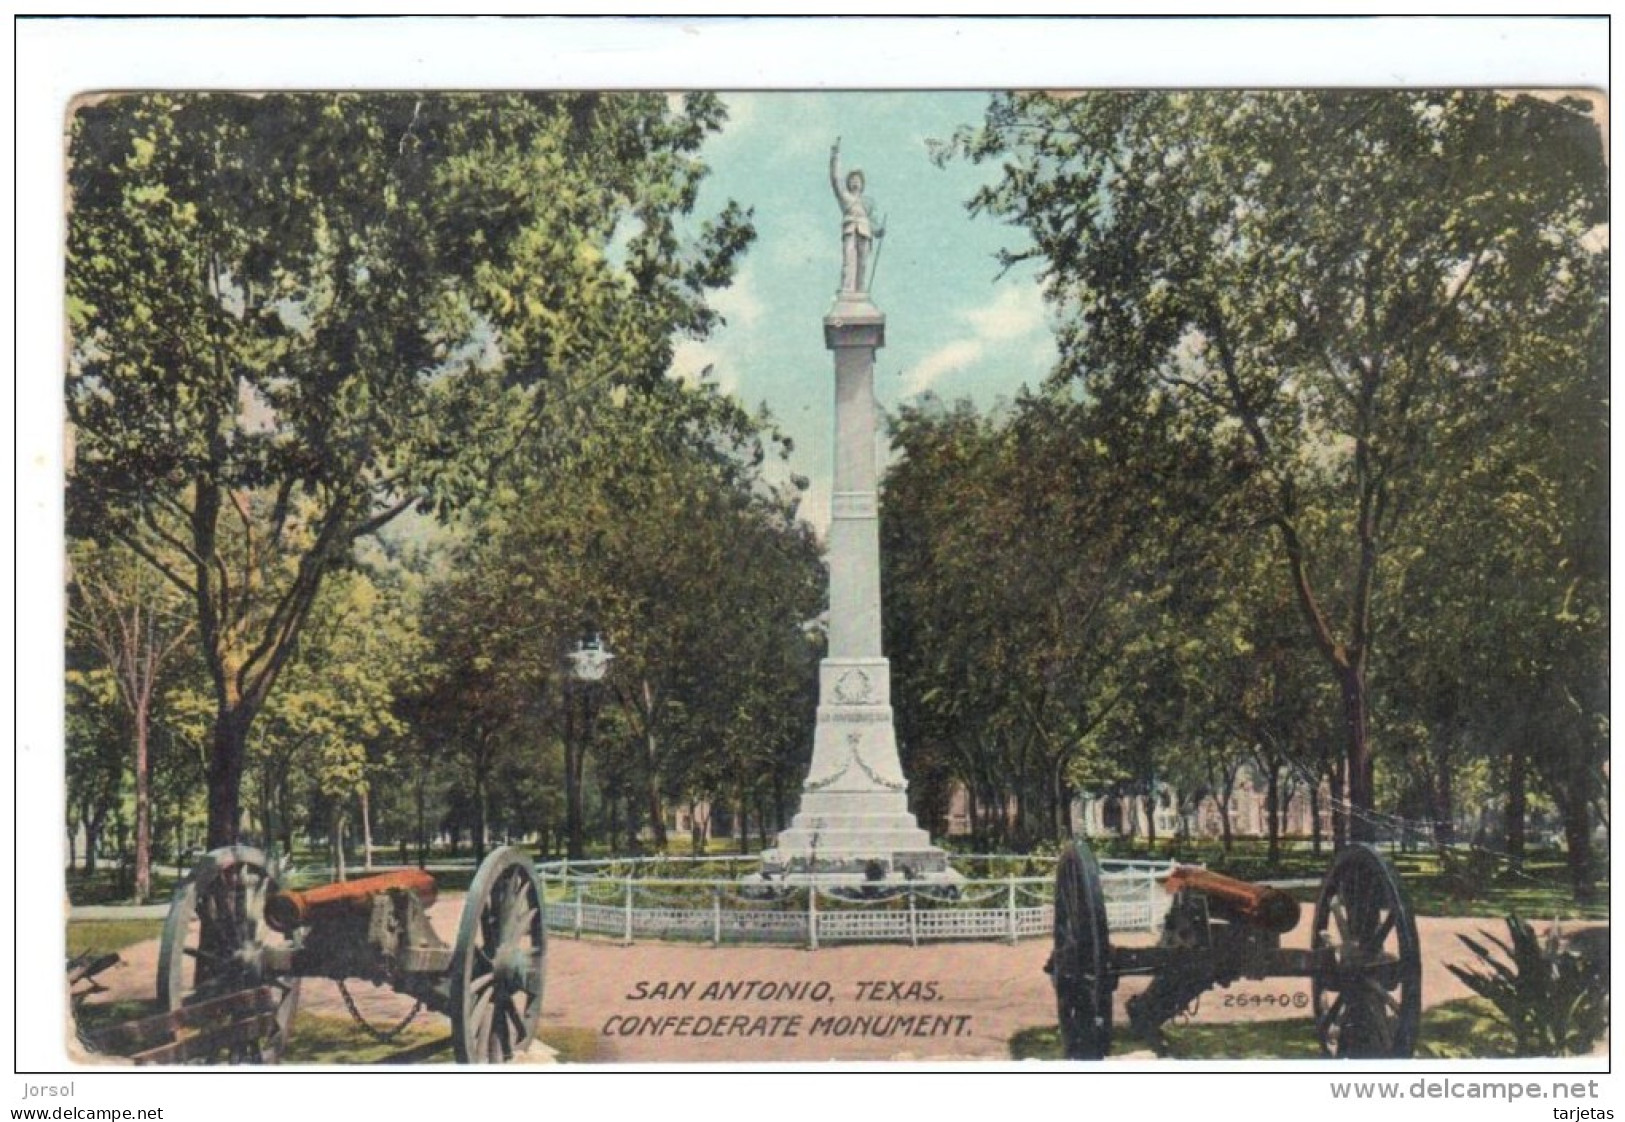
1049, 840, 1421, 1060
157, 844, 546, 1063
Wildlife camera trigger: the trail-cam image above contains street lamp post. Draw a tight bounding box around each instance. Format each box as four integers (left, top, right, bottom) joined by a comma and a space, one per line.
563, 631, 613, 861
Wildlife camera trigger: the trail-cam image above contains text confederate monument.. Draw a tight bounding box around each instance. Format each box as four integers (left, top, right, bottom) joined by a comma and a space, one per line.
760, 143, 952, 882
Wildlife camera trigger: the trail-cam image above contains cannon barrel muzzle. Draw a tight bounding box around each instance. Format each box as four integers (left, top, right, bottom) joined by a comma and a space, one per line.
1162, 866, 1301, 933
264, 868, 438, 934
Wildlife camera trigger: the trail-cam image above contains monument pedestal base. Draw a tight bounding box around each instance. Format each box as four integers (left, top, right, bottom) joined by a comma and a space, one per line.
762, 657, 954, 884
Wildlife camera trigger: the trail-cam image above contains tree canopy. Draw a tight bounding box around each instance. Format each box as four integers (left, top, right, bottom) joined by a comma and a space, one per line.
938, 90, 1607, 846
67, 92, 755, 848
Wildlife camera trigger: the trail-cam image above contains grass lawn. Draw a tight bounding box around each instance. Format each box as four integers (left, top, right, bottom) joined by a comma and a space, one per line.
72, 1001, 602, 1065
67, 919, 165, 959
1009, 997, 1531, 1061
279, 1018, 602, 1064
1394, 860, 1608, 921
65, 869, 185, 908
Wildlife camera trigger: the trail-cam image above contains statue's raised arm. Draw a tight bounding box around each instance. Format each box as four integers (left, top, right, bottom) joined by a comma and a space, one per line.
829, 139, 874, 295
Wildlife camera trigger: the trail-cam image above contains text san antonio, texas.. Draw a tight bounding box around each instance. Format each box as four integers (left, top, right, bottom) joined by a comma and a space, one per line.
604, 979, 970, 1039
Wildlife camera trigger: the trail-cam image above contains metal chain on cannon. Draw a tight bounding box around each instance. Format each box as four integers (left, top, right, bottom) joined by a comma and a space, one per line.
336, 979, 426, 1045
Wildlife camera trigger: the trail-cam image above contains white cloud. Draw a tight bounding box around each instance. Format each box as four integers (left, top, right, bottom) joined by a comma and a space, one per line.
669, 266, 767, 396
669, 338, 739, 397
900, 280, 1051, 398
963, 282, 1046, 341
711, 264, 765, 331
902, 339, 983, 398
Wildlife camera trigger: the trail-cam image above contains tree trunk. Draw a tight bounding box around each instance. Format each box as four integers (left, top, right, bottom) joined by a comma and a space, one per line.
1265, 762, 1281, 868
644, 745, 667, 852
1434, 741, 1456, 847
1330, 759, 1347, 851
205, 713, 250, 848
132, 701, 152, 904
1560, 787, 1596, 903
1309, 778, 1323, 858
637, 683, 668, 852
1214, 788, 1233, 856
83, 807, 101, 874
414, 772, 428, 867
112, 812, 130, 896
1339, 667, 1375, 843
623, 790, 640, 852
334, 810, 348, 882
360, 786, 374, 872
277, 769, 294, 857
1505, 741, 1527, 873
604, 781, 621, 854
979, 776, 997, 846
1054, 757, 1074, 840
473, 745, 490, 863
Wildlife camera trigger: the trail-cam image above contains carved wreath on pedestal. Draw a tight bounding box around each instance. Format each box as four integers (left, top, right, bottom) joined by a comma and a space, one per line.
833, 668, 873, 704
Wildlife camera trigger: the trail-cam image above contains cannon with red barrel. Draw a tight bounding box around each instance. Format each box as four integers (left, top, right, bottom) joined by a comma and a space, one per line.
156, 845, 545, 1063
1048, 841, 1421, 1060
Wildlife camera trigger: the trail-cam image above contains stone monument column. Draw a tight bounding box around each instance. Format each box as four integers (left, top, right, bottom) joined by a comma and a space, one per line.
761, 142, 949, 881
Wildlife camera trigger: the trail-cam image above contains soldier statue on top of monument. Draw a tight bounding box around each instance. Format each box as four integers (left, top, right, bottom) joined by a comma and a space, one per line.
830, 138, 882, 294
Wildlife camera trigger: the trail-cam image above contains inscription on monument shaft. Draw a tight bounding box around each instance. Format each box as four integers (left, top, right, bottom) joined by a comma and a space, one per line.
817, 710, 892, 724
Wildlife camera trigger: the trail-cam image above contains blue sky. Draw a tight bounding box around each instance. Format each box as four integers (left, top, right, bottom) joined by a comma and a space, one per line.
674, 92, 1058, 532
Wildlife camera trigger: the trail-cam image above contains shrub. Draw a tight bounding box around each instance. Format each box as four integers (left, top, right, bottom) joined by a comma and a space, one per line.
1437, 846, 1501, 901
1446, 915, 1608, 1056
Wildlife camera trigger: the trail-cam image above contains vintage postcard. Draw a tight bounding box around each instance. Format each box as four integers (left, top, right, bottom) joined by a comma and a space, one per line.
21, 14, 1612, 1109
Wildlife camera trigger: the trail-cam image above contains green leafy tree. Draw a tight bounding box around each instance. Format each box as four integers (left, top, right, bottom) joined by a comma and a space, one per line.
882, 389, 1224, 846
67, 92, 753, 848
67, 540, 195, 901
65, 665, 125, 875
425, 375, 821, 858
941, 90, 1607, 840
147, 689, 208, 877
409, 557, 547, 861
248, 566, 416, 872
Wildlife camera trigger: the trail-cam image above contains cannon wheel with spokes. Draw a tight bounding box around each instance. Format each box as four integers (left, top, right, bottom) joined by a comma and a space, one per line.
156, 846, 301, 1062
449, 846, 548, 1062
1310, 843, 1422, 1058
1051, 840, 1115, 1060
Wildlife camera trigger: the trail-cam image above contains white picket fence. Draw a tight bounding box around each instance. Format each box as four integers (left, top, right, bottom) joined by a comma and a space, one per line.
537, 856, 1174, 948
